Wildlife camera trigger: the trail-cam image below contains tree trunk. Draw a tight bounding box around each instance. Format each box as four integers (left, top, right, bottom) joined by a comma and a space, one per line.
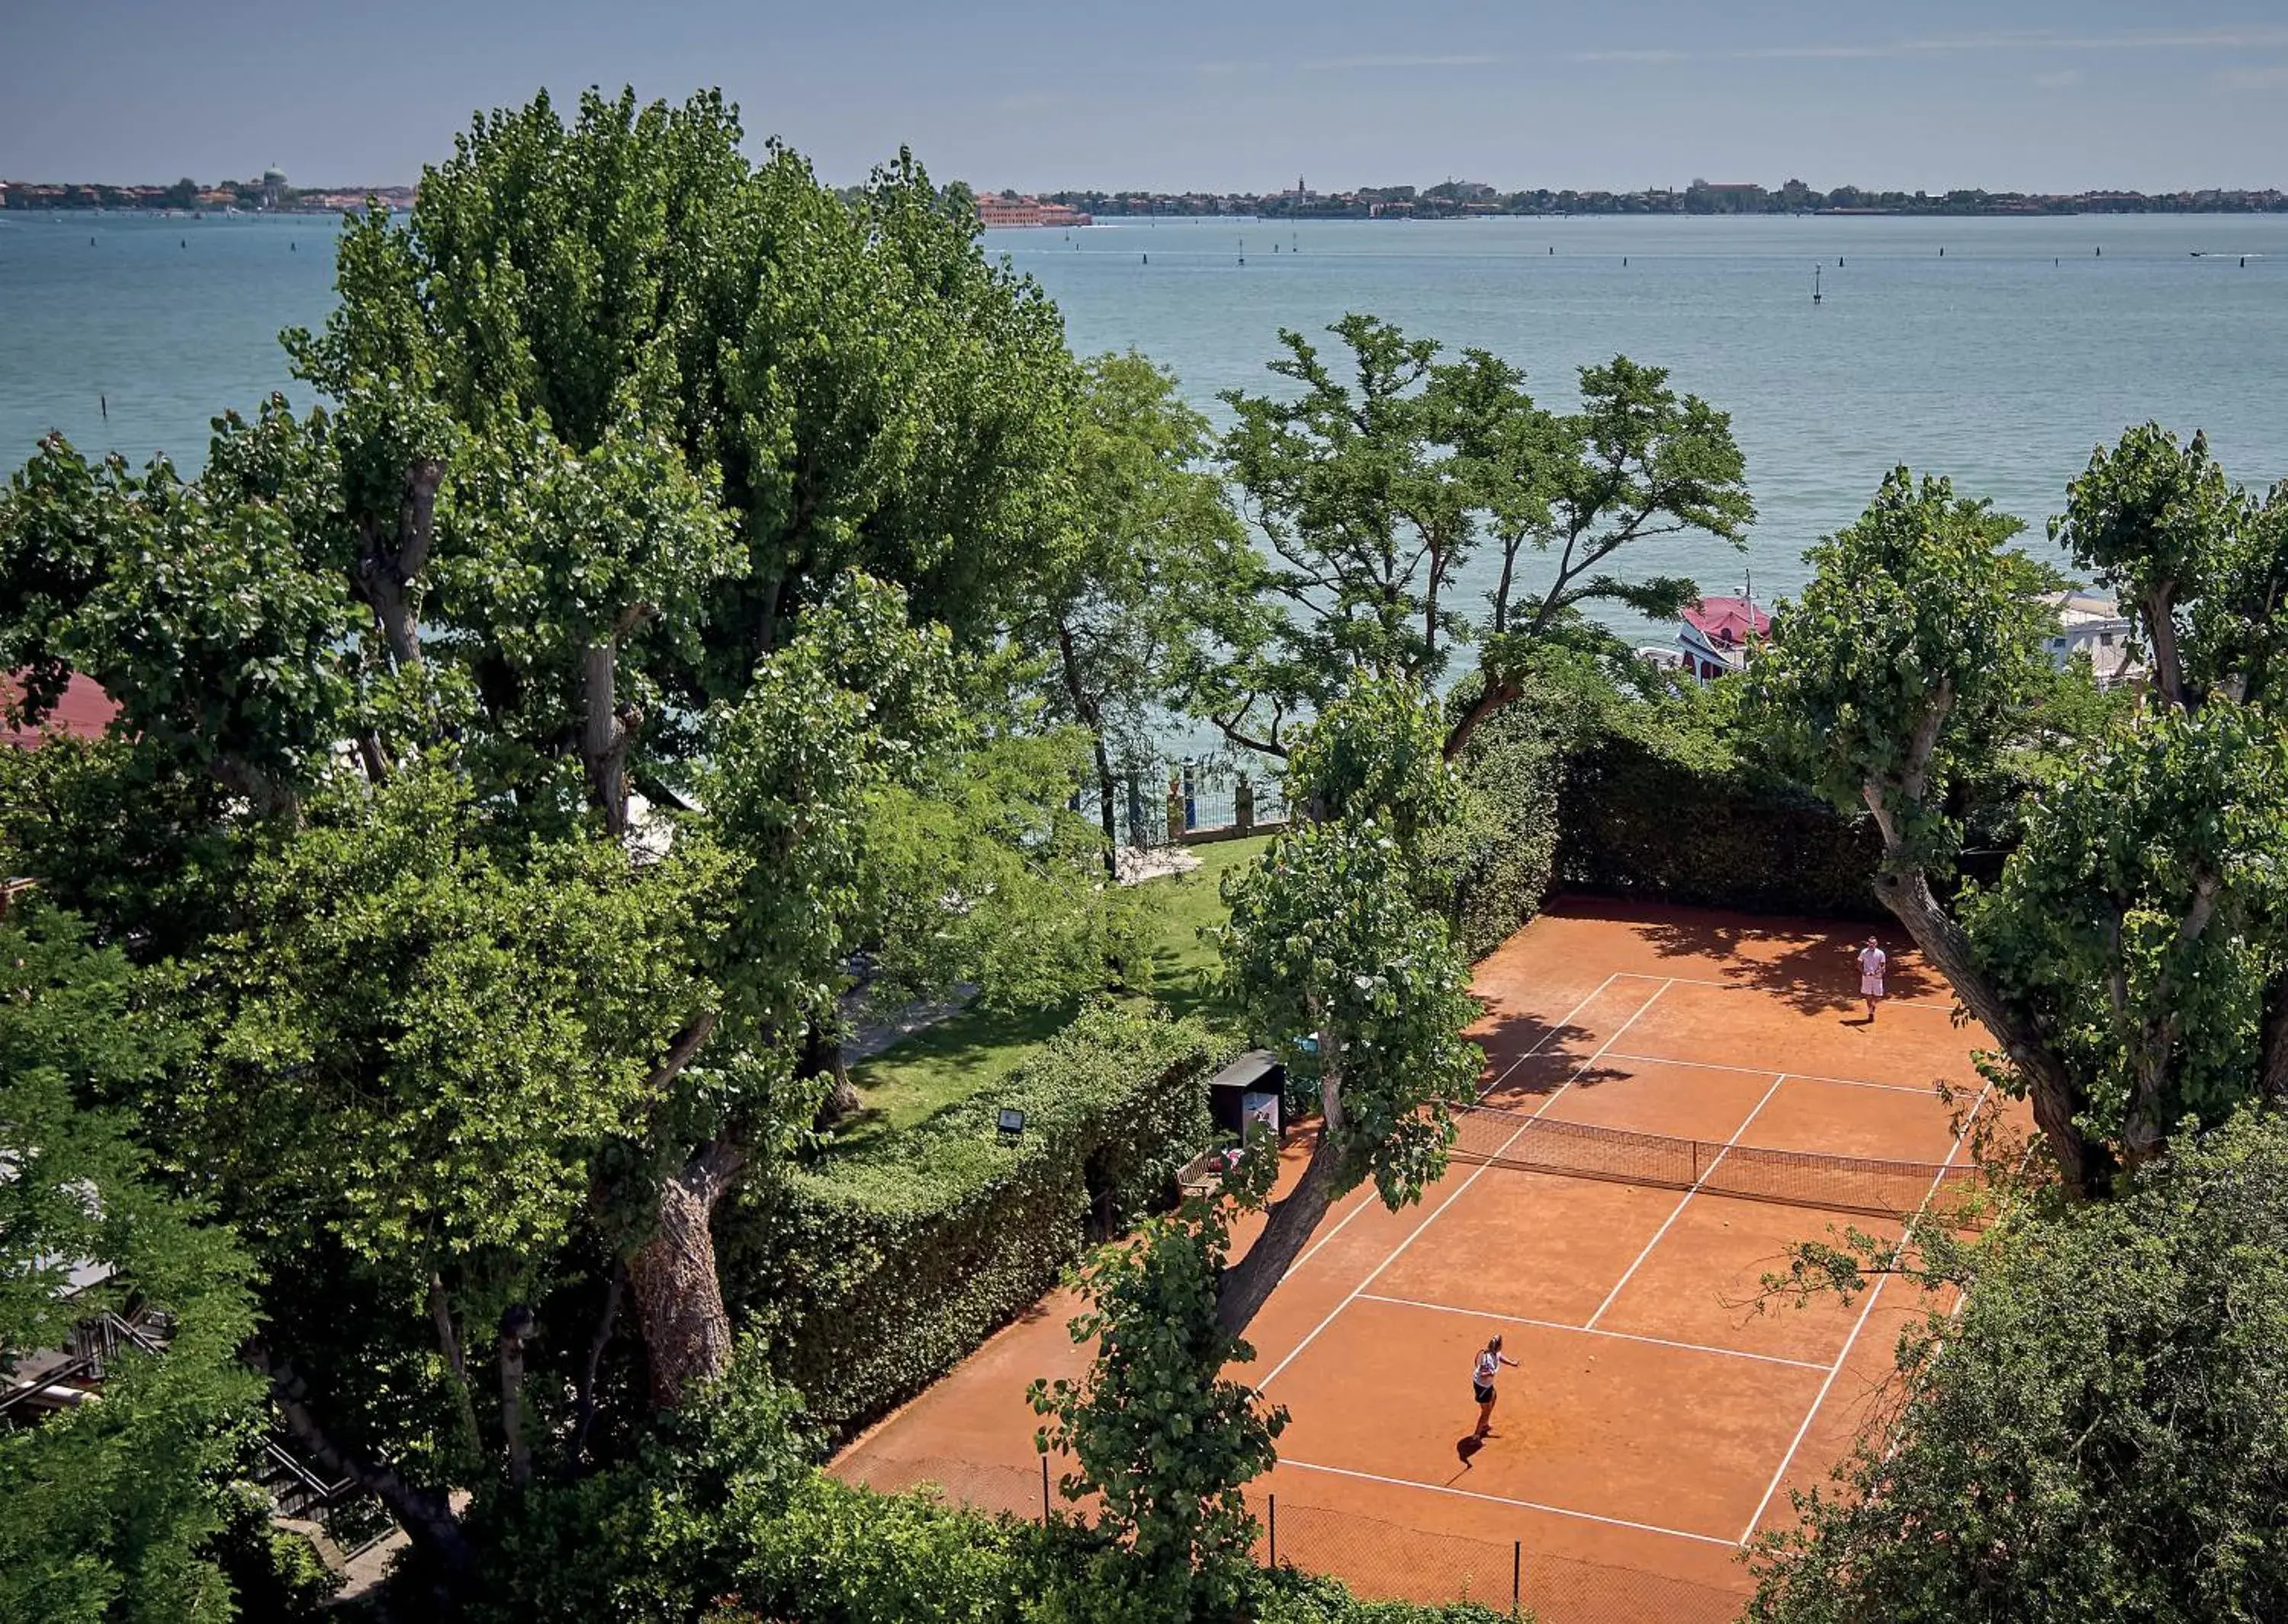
1868, 864, 2103, 1199
1217, 1025, 1348, 1338
347, 459, 443, 676
246, 1343, 475, 1576
1093, 737, 1120, 879
2141, 587, 2190, 712
2263, 977, 2288, 1109
1053, 618, 1122, 879
566, 1266, 622, 1472
1213, 1125, 1342, 1338
1442, 674, 1521, 760
497, 1305, 535, 1489
428, 1272, 479, 1453
625, 1136, 747, 1409
805, 1018, 860, 1128
581, 640, 636, 837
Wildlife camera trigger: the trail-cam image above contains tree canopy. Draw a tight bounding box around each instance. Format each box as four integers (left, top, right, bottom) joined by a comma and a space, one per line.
1198, 315, 1753, 759
1749, 1109, 2288, 1624
1751, 437, 2288, 1196
0, 907, 261, 1624
0, 84, 1117, 1594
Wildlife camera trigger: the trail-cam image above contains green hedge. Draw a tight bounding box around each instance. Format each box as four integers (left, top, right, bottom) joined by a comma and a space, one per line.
1554, 724, 1885, 921
721, 1000, 1218, 1439
739, 1473, 1512, 1624
1441, 699, 1569, 962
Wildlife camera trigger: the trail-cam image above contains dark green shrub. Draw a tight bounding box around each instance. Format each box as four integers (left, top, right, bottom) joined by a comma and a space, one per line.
721, 1001, 1218, 1438
1439, 698, 1568, 961
737, 1474, 1512, 1624
1556, 721, 1885, 920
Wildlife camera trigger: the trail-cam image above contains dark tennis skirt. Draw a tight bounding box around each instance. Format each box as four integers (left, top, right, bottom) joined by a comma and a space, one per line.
1473, 1382, 1496, 1405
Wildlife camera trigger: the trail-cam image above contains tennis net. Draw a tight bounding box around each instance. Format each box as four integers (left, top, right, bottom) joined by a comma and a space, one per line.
1452, 1102, 1982, 1221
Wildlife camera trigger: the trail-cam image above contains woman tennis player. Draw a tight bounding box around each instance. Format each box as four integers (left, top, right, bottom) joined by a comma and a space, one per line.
1471, 1334, 1518, 1438
1858, 936, 1888, 1022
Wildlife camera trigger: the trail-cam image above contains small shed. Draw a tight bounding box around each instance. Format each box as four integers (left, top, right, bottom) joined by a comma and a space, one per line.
1206, 1049, 1286, 1143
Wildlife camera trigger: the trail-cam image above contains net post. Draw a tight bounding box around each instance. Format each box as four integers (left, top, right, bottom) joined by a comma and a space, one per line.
1040, 1455, 1051, 1525
1512, 1537, 1522, 1618
1268, 1494, 1277, 1568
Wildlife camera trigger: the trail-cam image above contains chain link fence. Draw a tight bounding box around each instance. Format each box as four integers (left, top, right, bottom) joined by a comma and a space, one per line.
1260, 1496, 1745, 1623
837, 1453, 1747, 1623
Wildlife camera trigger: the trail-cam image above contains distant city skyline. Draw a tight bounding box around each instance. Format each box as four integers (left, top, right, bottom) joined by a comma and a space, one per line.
4, 2, 2286, 194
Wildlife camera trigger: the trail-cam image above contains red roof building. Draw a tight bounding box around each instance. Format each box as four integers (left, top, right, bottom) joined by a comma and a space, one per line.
2, 671, 119, 749
1677, 595, 1772, 681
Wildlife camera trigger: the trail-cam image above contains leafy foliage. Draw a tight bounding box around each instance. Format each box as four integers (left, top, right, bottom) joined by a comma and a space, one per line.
1220, 819, 1480, 1208
723, 1001, 1217, 1436
1748, 1110, 2288, 1624
1960, 707, 2288, 1161
1198, 314, 1751, 757
1030, 1183, 1287, 1616
1748, 468, 2058, 870
1750, 438, 2288, 1196
0, 907, 262, 1624
461, 1335, 811, 1622
1023, 352, 1258, 860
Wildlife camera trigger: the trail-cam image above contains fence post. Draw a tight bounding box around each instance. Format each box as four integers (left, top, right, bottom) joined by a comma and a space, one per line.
1041, 1456, 1051, 1525
1268, 1494, 1277, 1568
1512, 1539, 1522, 1619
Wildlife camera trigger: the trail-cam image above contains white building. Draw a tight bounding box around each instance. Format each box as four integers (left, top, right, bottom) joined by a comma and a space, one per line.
2042, 590, 2141, 688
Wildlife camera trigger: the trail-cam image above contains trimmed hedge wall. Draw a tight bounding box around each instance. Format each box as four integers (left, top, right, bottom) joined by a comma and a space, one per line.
1441, 699, 1569, 962
722, 1000, 1217, 1439
1554, 724, 1885, 921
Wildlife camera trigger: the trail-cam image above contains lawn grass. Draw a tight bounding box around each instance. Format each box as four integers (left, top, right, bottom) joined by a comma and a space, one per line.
829, 835, 1272, 1154
1133, 836, 1272, 1022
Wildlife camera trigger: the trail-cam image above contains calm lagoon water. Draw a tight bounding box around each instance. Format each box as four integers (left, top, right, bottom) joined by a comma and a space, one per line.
5, 209, 2285, 621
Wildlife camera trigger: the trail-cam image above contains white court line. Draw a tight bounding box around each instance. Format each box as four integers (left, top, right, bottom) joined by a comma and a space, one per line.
1608, 970, 1959, 1013
1480, 971, 1628, 1093
1290, 973, 1624, 1276
1601, 1051, 1946, 1097
1257, 980, 1676, 1391
1584, 1070, 1792, 1329
1277, 1459, 1737, 1549
1358, 1292, 1827, 1372
1736, 1080, 1994, 1546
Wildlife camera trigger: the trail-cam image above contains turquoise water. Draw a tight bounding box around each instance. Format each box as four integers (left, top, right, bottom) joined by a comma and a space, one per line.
5, 210, 2285, 618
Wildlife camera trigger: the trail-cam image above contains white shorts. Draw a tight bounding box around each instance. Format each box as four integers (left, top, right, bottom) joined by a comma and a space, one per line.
1861, 974, 1885, 997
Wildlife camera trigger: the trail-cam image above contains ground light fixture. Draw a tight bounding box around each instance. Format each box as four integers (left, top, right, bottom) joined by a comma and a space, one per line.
996, 1107, 1026, 1144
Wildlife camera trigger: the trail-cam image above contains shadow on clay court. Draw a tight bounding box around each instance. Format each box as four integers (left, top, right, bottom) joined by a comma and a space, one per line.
1471, 1029, 1634, 1099
1470, 1013, 1599, 1081
1542, 897, 1949, 1017
1451, 1434, 1485, 1474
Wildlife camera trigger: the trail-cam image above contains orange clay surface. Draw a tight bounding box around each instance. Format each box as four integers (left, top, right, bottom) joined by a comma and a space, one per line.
831, 899, 2027, 1619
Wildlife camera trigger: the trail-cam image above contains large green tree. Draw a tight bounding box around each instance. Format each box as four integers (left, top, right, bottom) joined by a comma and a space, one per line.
1212, 682, 1484, 1334
1030, 1179, 1287, 1618
1748, 1109, 2288, 1623
1751, 437, 2288, 1196
1020, 351, 1258, 869
1198, 316, 1753, 759
0, 86, 1114, 1587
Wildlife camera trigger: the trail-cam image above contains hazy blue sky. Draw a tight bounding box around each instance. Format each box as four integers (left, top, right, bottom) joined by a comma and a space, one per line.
5, 2, 2286, 192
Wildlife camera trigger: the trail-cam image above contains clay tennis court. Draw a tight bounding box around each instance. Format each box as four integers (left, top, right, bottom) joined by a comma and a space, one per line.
834, 899, 2016, 1622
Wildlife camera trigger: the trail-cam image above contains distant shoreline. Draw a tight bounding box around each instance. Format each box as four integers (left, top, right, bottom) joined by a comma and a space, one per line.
1052, 208, 2286, 224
